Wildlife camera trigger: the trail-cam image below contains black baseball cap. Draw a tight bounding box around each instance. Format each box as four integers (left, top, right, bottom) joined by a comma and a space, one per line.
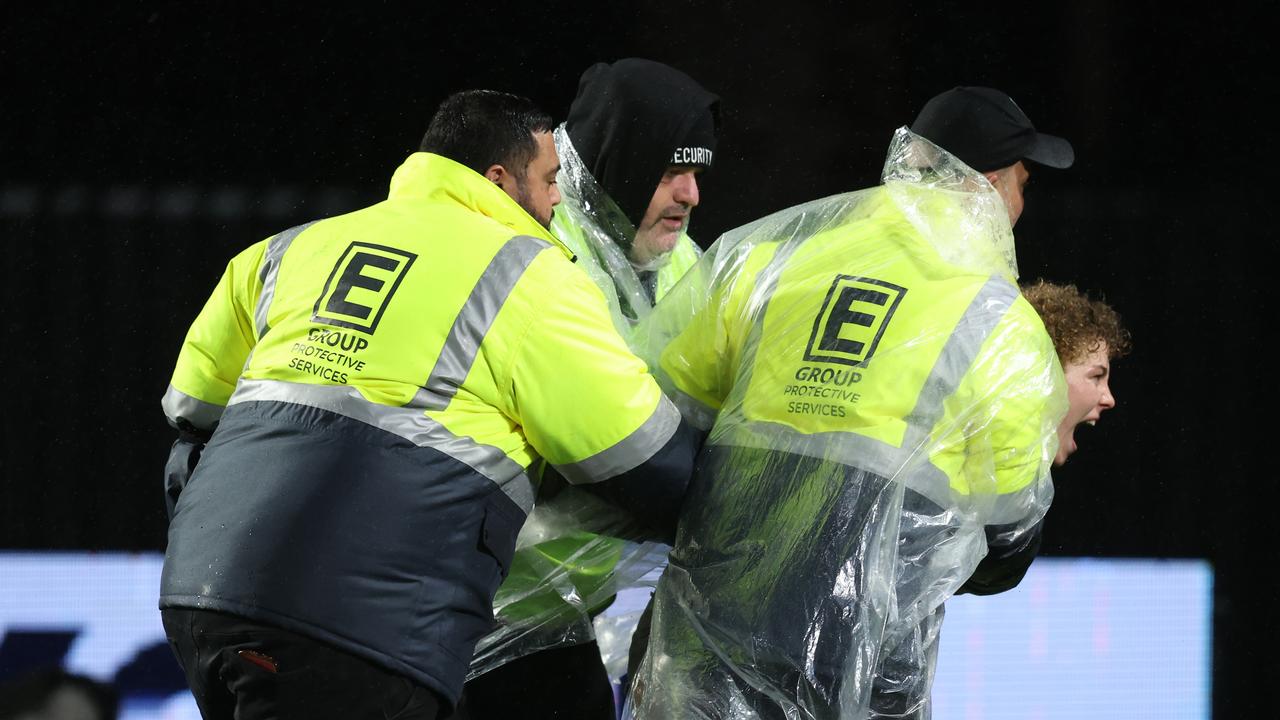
910, 86, 1074, 173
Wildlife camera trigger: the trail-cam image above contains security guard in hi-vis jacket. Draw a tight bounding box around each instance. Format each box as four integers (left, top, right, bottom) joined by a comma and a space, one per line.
625, 88, 1077, 720
158, 89, 698, 720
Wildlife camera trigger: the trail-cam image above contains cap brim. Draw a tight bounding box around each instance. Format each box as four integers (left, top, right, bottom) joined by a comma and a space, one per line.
1024, 132, 1075, 169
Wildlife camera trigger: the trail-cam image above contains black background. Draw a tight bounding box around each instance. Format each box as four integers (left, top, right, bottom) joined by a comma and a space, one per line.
2, 2, 1273, 716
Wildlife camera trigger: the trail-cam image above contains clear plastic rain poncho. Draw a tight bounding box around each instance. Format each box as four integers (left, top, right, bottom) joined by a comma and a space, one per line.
622, 128, 1066, 719
467, 124, 684, 682
550, 123, 665, 328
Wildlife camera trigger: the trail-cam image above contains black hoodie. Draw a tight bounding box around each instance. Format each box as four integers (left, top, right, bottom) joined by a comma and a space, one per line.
565, 58, 720, 232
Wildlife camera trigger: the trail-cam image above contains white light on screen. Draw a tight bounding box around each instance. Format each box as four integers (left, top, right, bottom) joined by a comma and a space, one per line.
932, 557, 1212, 720
1, 553, 1210, 720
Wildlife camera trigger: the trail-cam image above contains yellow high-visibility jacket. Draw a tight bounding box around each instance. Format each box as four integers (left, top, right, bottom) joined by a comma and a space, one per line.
626, 128, 1066, 719
158, 152, 691, 707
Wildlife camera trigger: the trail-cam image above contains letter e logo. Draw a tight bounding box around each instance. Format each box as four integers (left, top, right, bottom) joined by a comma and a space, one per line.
804, 275, 906, 367
312, 242, 417, 333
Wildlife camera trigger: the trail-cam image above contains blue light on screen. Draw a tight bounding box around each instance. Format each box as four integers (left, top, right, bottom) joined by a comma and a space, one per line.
0, 552, 200, 720
0, 553, 1211, 719
932, 557, 1213, 719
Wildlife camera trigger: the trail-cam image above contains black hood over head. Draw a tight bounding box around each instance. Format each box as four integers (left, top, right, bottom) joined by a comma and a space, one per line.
565, 58, 720, 229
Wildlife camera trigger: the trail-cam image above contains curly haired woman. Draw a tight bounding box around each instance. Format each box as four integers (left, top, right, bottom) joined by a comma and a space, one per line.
1021, 279, 1133, 465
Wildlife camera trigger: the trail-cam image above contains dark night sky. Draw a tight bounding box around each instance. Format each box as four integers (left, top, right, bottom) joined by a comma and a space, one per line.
2, 2, 1274, 715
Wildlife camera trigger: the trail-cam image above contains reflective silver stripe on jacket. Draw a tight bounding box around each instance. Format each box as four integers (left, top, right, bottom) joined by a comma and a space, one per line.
255, 221, 317, 339
554, 396, 682, 485
670, 389, 718, 432
714, 419, 953, 503
229, 381, 536, 512
901, 276, 1018, 450
161, 384, 226, 430
411, 235, 551, 411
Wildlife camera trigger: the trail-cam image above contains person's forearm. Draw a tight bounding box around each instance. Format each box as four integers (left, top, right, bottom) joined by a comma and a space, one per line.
957, 518, 1044, 596
578, 417, 702, 543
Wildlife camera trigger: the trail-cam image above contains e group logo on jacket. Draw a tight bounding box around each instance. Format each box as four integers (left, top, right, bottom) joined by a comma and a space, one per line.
313, 241, 417, 333
804, 274, 907, 368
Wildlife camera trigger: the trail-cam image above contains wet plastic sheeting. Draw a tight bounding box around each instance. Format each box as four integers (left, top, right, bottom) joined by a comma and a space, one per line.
467, 491, 670, 681
468, 124, 682, 681
622, 128, 1065, 719
548, 123, 660, 330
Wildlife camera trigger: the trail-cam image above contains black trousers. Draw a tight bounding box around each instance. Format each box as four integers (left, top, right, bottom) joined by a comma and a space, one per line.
620, 593, 654, 707
455, 640, 616, 719
162, 608, 446, 720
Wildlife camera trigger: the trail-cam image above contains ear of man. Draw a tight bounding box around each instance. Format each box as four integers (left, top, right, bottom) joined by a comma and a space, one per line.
484, 164, 510, 188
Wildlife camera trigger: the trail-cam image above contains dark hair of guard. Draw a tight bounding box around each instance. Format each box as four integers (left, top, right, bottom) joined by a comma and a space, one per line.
419, 90, 553, 178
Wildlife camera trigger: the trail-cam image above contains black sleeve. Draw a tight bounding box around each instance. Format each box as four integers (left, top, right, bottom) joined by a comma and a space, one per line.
578, 417, 703, 544
956, 518, 1045, 596
164, 424, 211, 520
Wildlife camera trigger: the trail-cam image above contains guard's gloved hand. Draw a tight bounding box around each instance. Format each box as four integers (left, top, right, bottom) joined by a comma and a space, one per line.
164, 421, 212, 520
957, 519, 1045, 596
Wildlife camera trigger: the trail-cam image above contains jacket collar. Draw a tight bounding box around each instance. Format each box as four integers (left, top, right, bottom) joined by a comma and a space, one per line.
880, 128, 1019, 282
387, 152, 571, 258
